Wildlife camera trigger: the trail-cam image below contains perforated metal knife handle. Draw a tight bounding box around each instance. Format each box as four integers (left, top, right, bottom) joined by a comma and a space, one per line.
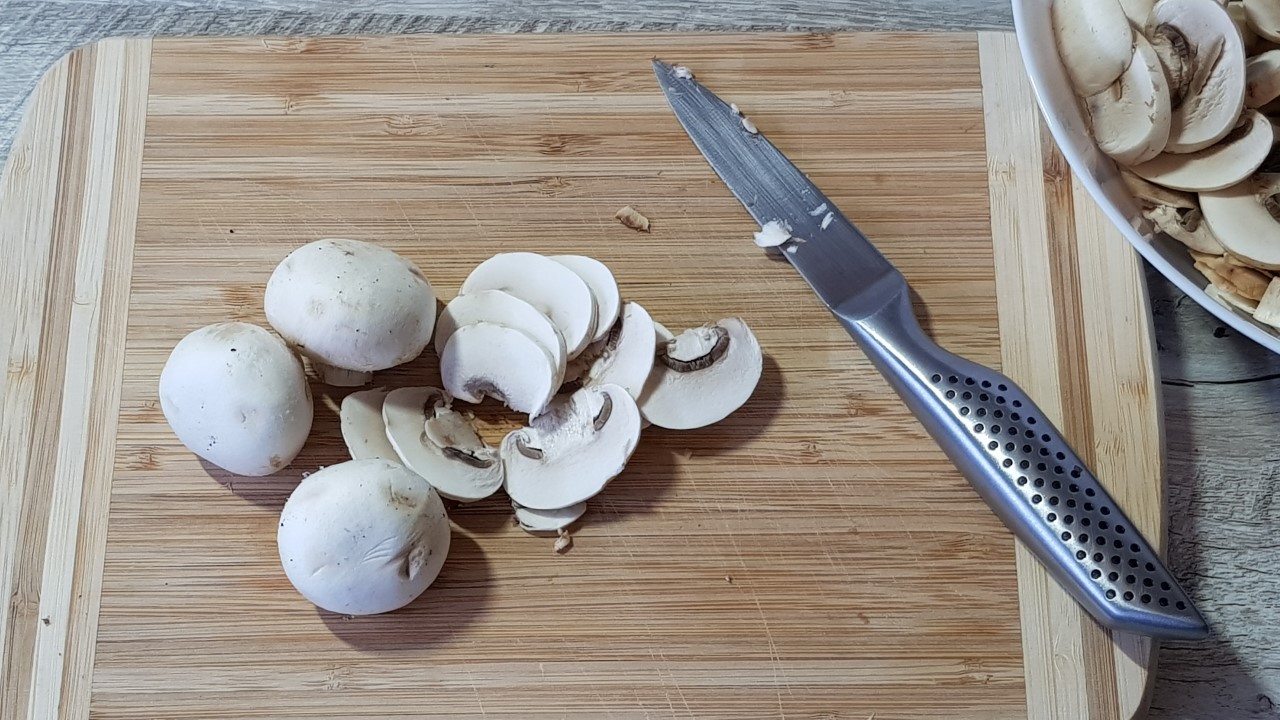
839, 285, 1208, 640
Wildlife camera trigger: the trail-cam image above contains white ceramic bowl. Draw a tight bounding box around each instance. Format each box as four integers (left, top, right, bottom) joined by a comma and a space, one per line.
1012, 0, 1280, 354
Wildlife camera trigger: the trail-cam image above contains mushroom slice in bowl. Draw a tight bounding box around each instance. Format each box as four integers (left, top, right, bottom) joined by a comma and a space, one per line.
583, 301, 658, 400
551, 255, 622, 344
1190, 249, 1273, 301
434, 289, 568, 378
382, 386, 503, 503
1085, 33, 1172, 165
638, 317, 763, 430
340, 387, 401, 462
1143, 204, 1226, 254
1246, 49, 1280, 107
511, 500, 587, 535
1200, 173, 1280, 269
1146, 0, 1247, 153
1244, 0, 1280, 43
1052, 0, 1135, 96
440, 321, 562, 417
1130, 109, 1273, 190
460, 252, 598, 359
502, 383, 642, 510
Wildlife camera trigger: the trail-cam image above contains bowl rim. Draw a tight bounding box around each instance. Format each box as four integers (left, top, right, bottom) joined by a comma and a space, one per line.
1010, 0, 1280, 356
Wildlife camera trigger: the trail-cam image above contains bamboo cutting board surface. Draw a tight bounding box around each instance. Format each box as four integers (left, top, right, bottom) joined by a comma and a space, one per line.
0, 33, 1167, 720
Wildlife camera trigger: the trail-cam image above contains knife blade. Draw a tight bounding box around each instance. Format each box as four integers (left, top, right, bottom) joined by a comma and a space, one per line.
652, 59, 1208, 641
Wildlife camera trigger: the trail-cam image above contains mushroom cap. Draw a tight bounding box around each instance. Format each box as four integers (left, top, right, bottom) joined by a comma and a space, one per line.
382, 386, 503, 502
1052, 0, 1135, 96
1130, 109, 1273, 190
1086, 33, 1172, 166
1199, 173, 1280, 269
1244, 0, 1280, 43
440, 321, 562, 417
512, 500, 587, 535
159, 322, 313, 476
1148, 0, 1247, 153
264, 238, 437, 373
502, 384, 642, 510
1246, 49, 1280, 107
584, 301, 658, 400
551, 255, 622, 344
277, 458, 451, 615
434, 289, 568, 376
339, 388, 401, 462
638, 317, 763, 430
460, 252, 597, 359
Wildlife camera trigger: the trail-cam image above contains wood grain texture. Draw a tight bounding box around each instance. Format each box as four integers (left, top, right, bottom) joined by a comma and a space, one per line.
0, 32, 1161, 719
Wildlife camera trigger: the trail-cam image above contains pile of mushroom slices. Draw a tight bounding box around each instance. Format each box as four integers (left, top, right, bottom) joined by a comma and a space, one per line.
1052, 0, 1280, 327
158, 237, 763, 616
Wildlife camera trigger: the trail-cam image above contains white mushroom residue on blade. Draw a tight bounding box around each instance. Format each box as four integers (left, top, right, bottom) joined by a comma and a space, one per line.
674, 65, 693, 79
808, 202, 828, 216
753, 219, 792, 248
741, 116, 759, 134
729, 102, 741, 115
821, 212, 835, 229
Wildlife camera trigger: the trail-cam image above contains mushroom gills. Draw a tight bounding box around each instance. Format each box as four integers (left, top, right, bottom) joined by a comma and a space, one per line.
1052, 0, 1136, 96
1143, 204, 1226, 253
1199, 172, 1280, 269
551, 255, 622, 344
1120, 169, 1198, 208
460, 252, 598, 359
1130, 109, 1274, 189
1085, 33, 1172, 165
638, 317, 763, 430
440, 321, 562, 417
434, 289, 568, 378
382, 386, 503, 503
501, 383, 642, 510
512, 500, 587, 535
583, 301, 658, 400
340, 387, 401, 461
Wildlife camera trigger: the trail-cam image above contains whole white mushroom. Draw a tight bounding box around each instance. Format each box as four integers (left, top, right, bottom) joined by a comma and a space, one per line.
264, 238, 438, 386
277, 458, 452, 615
158, 321, 313, 476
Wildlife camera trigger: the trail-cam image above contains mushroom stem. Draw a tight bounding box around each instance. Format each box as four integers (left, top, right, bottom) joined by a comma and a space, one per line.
315, 361, 373, 387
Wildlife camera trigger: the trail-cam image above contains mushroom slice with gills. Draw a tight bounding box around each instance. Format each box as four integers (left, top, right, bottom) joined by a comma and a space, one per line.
276, 458, 451, 616
1246, 49, 1280, 107
440, 321, 561, 417
1130, 110, 1273, 189
382, 386, 502, 503
638, 317, 763, 430
1200, 173, 1280, 269
460, 252, 597, 359
583, 301, 658, 400
340, 388, 400, 462
1085, 34, 1172, 165
502, 383, 642, 510
1147, 0, 1247, 153
1143, 204, 1226, 253
511, 500, 587, 535
1244, 0, 1280, 43
1052, 0, 1135, 96
550, 255, 622, 344
433, 289, 567, 377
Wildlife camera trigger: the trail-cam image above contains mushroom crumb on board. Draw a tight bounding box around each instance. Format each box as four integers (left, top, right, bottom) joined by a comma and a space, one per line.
615, 205, 651, 232
554, 529, 573, 553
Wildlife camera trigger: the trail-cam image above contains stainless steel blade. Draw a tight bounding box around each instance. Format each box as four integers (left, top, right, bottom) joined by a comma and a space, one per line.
651, 60, 900, 318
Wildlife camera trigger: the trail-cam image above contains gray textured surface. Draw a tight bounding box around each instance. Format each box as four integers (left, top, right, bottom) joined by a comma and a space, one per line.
1, 2, 1276, 718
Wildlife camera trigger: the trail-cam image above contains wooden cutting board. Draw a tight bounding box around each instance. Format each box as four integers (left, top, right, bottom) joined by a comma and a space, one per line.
0, 32, 1167, 720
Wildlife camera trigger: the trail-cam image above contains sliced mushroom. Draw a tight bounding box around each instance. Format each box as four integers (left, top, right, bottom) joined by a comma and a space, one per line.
263, 238, 437, 386
1052, 0, 1136, 96
1251, 276, 1280, 326
638, 317, 763, 430
460, 252, 597, 359
583, 301, 658, 400
340, 388, 400, 461
1121, 168, 1199, 208
276, 458, 451, 616
1147, 0, 1247, 153
1143, 204, 1227, 253
1129, 109, 1273, 189
502, 384, 642, 510
551, 255, 622, 344
1229, 1, 1263, 54
434, 289, 567, 377
1246, 49, 1280, 107
1085, 33, 1172, 165
440, 321, 561, 417
512, 500, 587, 535
382, 386, 502, 502
1122, 0, 1158, 24
1191, 248, 1273, 298
1244, 0, 1280, 42
1204, 281, 1260, 312
1200, 173, 1280, 268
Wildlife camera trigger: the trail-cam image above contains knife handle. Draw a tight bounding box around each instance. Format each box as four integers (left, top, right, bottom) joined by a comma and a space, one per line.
836, 285, 1207, 640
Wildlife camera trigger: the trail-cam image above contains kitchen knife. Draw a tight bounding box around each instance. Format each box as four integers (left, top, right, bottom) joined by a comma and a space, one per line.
651, 59, 1208, 641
